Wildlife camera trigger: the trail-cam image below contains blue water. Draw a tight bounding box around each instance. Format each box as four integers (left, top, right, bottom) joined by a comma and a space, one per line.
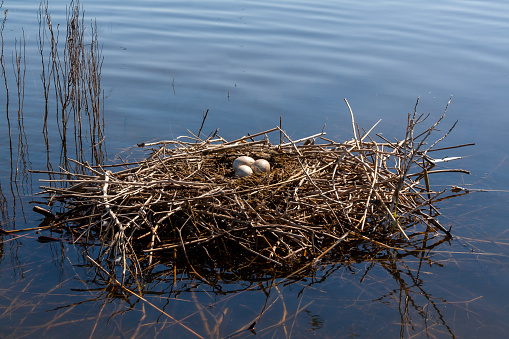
1, 0, 509, 337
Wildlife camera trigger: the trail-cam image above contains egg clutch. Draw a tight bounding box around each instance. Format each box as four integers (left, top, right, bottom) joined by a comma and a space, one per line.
233, 156, 270, 177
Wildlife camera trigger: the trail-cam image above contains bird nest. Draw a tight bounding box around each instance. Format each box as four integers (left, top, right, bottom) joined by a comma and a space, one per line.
33, 106, 470, 283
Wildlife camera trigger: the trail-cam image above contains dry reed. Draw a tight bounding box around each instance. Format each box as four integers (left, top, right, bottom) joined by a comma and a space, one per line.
38, 0, 105, 169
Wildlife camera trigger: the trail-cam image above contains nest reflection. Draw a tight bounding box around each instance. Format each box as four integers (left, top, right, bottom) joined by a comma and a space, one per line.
59, 232, 460, 338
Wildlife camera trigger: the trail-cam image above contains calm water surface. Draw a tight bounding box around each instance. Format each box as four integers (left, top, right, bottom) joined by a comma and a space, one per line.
1, 0, 508, 337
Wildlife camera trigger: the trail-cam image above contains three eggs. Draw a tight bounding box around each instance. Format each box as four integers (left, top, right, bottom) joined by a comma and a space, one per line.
233, 156, 270, 177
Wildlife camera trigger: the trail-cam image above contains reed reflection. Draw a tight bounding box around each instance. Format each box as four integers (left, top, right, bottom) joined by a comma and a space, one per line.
0, 1, 26, 281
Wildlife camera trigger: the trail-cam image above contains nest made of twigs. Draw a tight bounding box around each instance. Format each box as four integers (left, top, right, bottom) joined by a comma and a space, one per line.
33, 108, 470, 282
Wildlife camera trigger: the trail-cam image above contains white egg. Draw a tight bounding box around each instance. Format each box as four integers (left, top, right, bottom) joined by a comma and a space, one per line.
252, 159, 270, 174
235, 164, 253, 177
233, 156, 255, 170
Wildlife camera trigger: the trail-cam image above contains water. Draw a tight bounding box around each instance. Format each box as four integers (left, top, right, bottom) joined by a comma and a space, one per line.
1, 0, 509, 337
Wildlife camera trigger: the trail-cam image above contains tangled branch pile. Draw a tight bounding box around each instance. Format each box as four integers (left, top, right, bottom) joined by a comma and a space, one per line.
35, 102, 470, 281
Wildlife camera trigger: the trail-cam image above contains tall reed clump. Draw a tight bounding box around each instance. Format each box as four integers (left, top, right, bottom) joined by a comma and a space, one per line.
38, 0, 105, 169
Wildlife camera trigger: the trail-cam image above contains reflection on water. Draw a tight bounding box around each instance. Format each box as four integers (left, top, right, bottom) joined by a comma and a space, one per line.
0, 229, 491, 337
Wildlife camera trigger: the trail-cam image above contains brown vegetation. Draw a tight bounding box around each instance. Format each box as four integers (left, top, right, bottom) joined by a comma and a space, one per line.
31, 98, 470, 284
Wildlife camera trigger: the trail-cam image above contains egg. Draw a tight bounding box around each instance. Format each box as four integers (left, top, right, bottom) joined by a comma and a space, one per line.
252, 159, 270, 174
233, 156, 255, 170
235, 164, 253, 177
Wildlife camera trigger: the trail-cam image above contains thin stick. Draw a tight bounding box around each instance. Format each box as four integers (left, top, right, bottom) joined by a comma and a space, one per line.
344, 98, 359, 149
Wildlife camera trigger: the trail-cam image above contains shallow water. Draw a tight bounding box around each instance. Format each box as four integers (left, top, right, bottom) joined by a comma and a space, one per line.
1, 0, 508, 337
